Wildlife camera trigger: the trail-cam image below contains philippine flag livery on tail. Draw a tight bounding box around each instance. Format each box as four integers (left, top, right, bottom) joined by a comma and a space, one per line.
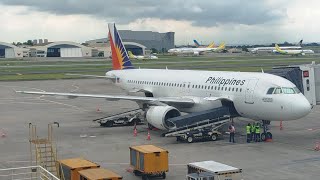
108, 23, 134, 70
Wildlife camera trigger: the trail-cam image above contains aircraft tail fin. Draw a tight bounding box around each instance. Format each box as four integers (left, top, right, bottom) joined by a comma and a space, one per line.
108, 23, 134, 70
298, 39, 303, 46
275, 44, 284, 53
127, 51, 135, 59
207, 42, 215, 48
193, 40, 201, 47
217, 42, 225, 49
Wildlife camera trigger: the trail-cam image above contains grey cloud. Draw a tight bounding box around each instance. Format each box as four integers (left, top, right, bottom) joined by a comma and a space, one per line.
0, 0, 287, 27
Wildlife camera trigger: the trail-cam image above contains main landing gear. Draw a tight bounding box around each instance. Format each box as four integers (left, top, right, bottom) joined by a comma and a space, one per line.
261, 120, 272, 141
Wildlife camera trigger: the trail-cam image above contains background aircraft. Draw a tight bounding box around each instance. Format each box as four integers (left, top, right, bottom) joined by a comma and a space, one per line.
128, 51, 158, 60
273, 44, 314, 56
168, 42, 225, 56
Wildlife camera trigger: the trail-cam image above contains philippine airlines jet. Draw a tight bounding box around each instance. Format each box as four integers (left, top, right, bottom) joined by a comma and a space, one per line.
17, 23, 311, 141
273, 44, 314, 56
168, 42, 225, 56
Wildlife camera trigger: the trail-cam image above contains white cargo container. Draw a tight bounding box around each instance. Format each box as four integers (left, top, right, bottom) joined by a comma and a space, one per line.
186, 160, 243, 180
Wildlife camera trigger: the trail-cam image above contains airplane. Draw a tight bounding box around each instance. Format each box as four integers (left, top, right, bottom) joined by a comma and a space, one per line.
251, 40, 303, 53
128, 51, 158, 60
168, 42, 225, 56
273, 44, 314, 56
193, 40, 215, 48
17, 23, 312, 141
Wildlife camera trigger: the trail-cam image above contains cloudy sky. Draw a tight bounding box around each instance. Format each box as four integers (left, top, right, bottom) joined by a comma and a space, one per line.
1, 0, 319, 45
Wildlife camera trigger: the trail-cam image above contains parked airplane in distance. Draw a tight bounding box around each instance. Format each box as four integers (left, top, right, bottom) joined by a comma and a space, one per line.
168, 42, 225, 56
17, 23, 312, 141
251, 40, 303, 53
128, 51, 158, 60
273, 44, 314, 56
193, 40, 214, 48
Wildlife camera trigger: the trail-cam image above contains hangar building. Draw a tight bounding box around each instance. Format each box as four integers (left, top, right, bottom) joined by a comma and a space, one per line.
0, 42, 25, 58
86, 30, 175, 55
30, 41, 94, 58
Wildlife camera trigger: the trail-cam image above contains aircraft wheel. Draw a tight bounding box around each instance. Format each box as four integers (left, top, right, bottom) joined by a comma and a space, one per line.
261, 133, 267, 141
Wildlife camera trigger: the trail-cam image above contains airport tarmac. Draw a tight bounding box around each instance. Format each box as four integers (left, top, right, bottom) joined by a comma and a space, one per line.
1, 79, 320, 180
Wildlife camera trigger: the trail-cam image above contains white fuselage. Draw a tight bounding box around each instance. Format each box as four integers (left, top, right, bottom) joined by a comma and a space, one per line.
272, 49, 314, 55
251, 46, 302, 53
107, 69, 311, 122
168, 47, 215, 55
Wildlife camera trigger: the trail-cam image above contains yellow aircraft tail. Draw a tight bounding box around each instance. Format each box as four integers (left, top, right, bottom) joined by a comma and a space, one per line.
275, 44, 284, 53
127, 51, 136, 59
207, 42, 215, 48
217, 42, 225, 50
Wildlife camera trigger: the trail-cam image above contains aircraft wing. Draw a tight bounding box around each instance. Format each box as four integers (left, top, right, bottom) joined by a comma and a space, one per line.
16, 91, 195, 105
65, 73, 113, 79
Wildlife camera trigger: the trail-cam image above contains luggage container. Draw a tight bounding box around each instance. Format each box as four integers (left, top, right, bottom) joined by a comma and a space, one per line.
57, 158, 100, 180
187, 160, 243, 180
79, 168, 122, 180
130, 145, 169, 180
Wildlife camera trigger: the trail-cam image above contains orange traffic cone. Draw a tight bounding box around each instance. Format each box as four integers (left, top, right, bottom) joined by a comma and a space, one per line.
96, 105, 101, 112
147, 130, 151, 140
315, 142, 320, 151
133, 126, 137, 137
1, 130, 6, 138
280, 121, 283, 130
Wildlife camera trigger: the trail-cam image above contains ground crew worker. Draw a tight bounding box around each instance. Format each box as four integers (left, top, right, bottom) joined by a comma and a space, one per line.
251, 122, 256, 142
246, 123, 251, 143
229, 123, 235, 143
255, 123, 261, 142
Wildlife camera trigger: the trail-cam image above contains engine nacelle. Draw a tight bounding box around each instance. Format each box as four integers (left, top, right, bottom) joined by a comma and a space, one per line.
193, 51, 200, 56
146, 106, 181, 130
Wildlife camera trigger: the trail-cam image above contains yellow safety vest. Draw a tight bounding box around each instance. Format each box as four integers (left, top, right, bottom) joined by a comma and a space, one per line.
246, 126, 251, 134
256, 126, 260, 133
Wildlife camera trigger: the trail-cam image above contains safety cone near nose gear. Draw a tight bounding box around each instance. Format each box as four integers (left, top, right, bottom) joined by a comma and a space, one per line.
147, 130, 151, 140
280, 121, 283, 130
314, 142, 319, 151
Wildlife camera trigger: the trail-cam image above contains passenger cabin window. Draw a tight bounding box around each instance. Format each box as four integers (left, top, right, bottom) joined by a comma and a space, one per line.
267, 88, 274, 94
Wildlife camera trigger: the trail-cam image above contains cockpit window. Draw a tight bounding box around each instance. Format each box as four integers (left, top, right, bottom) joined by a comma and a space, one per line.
282, 87, 295, 94
274, 87, 282, 94
266, 88, 275, 94
294, 87, 301, 94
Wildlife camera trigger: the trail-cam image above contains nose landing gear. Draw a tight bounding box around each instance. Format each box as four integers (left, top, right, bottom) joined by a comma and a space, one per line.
261, 120, 272, 141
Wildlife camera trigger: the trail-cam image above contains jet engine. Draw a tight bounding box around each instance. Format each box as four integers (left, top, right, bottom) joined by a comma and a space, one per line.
146, 106, 181, 130
193, 52, 200, 56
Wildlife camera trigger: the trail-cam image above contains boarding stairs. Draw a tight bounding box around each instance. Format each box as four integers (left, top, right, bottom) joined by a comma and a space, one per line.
163, 107, 232, 138
29, 123, 59, 177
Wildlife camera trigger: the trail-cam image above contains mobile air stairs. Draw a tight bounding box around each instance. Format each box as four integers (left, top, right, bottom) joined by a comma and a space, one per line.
93, 108, 144, 127
163, 106, 236, 143
29, 122, 60, 177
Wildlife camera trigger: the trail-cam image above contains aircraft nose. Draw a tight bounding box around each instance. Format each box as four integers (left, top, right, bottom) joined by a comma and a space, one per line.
292, 96, 312, 119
